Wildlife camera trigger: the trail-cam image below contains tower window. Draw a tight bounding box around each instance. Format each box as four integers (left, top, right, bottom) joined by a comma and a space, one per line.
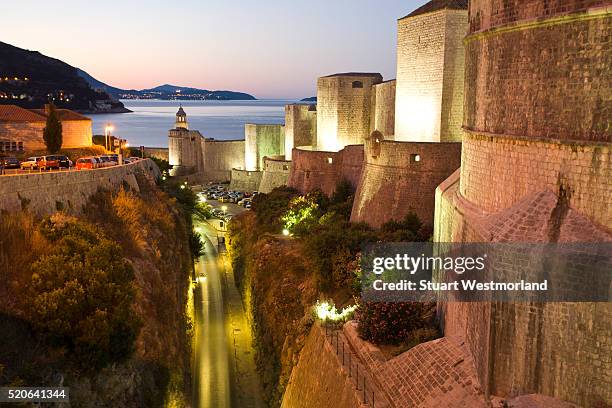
352, 81, 363, 89
410, 154, 421, 163
327, 157, 333, 164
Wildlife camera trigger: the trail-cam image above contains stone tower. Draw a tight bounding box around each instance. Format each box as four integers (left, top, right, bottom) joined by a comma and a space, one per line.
434, 1, 611, 405
175, 106, 188, 129
316, 73, 382, 151
394, 0, 468, 142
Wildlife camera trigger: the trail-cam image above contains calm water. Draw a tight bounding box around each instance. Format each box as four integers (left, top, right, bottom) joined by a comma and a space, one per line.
89, 99, 298, 148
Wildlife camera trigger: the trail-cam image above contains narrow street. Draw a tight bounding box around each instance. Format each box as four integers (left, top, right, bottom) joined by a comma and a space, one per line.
192, 203, 265, 408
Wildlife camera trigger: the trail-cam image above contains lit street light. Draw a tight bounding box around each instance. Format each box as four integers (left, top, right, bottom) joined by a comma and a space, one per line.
221, 205, 228, 217
104, 124, 114, 151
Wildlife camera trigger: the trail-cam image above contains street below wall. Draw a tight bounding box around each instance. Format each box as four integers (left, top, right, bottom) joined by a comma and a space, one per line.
191, 205, 265, 408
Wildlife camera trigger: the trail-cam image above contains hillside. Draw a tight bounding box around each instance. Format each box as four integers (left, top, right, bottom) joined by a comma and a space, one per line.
0, 41, 129, 113
83, 81, 257, 101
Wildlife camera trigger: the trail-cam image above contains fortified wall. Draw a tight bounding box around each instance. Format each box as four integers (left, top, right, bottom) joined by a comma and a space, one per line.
287, 145, 363, 196
434, 1, 612, 406
259, 156, 291, 193
0, 159, 160, 216
350, 1, 467, 227
244, 123, 285, 171
351, 135, 461, 227
229, 168, 262, 193
201, 138, 245, 182
168, 128, 204, 176
284, 104, 317, 159
369, 80, 396, 139
317, 73, 382, 151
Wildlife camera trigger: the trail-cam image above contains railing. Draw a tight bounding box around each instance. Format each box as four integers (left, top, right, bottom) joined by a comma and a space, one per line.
322, 322, 378, 408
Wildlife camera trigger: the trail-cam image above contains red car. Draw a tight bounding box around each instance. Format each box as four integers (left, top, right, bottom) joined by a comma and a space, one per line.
75, 157, 97, 170
38, 155, 60, 170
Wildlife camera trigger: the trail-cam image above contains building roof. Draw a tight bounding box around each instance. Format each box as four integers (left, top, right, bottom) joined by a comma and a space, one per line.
30, 108, 91, 121
400, 0, 468, 19
0, 105, 46, 122
321, 72, 382, 78
176, 106, 186, 116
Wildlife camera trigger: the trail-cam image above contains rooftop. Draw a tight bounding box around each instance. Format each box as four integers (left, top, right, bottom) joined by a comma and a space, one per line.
321, 72, 382, 78
400, 0, 468, 19
0, 105, 46, 122
31, 108, 91, 121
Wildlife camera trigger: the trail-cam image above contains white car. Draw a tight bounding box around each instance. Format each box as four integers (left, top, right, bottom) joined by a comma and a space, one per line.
20, 157, 39, 170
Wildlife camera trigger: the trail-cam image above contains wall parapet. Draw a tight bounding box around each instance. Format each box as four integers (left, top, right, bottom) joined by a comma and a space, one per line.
0, 159, 160, 216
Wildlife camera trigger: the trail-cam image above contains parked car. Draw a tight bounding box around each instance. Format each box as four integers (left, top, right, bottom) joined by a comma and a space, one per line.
38, 155, 60, 170
20, 157, 39, 170
96, 156, 114, 167
1, 157, 20, 169
52, 155, 70, 168
75, 157, 97, 170
218, 195, 231, 203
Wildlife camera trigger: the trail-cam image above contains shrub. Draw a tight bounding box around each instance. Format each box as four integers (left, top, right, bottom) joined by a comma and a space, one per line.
355, 301, 437, 345
27, 216, 140, 369
251, 186, 299, 233
282, 190, 328, 236
379, 212, 430, 242
189, 230, 205, 258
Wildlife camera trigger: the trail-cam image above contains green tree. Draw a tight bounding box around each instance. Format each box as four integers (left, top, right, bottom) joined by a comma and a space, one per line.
43, 104, 63, 153
27, 217, 140, 369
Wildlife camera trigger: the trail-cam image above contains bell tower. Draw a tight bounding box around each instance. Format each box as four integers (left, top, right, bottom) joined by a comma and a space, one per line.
175, 106, 188, 129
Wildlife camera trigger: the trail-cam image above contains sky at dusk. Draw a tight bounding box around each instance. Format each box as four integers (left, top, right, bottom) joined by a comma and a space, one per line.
4, 1, 427, 99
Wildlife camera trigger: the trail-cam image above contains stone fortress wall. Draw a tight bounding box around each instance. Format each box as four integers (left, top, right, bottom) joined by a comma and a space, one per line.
259, 156, 291, 193
434, 1, 612, 406
0, 121, 46, 150
229, 168, 262, 193
244, 123, 285, 171
61, 119, 93, 148
351, 136, 462, 227
369, 80, 396, 139
350, 3, 467, 228
168, 128, 205, 176
287, 145, 364, 197
284, 104, 317, 159
316, 73, 382, 151
395, 5, 466, 142
201, 138, 245, 182
0, 159, 160, 216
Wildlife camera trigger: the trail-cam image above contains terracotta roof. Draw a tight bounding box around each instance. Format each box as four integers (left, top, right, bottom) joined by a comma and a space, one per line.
30, 108, 92, 121
322, 72, 383, 78
0, 105, 46, 122
400, 0, 468, 19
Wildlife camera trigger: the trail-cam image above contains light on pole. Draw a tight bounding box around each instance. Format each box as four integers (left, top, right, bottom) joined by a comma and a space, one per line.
221, 205, 228, 217
104, 124, 114, 151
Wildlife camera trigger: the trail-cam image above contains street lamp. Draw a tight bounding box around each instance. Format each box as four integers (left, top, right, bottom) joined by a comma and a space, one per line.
104, 124, 114, 151
221, 205, 228, 217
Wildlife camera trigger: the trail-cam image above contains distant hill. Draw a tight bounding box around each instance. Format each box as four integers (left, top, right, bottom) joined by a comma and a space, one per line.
0, 41, 129, 113
77, 76, 257, 101
301, 96, 317, 102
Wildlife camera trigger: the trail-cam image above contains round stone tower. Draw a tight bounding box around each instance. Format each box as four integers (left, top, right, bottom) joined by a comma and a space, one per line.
435, 2, 611, 406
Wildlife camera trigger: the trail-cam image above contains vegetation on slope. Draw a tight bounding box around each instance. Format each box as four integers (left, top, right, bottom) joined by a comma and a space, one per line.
227, 180, 439, 406
0, 174, 194, 407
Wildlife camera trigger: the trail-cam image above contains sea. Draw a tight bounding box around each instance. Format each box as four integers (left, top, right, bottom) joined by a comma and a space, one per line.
88, 99, 299, 148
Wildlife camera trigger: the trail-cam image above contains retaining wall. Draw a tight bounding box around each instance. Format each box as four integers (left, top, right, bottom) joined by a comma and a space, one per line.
0, 159, 160, 216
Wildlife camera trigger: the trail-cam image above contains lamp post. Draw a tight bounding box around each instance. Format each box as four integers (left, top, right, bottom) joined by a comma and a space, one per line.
221, 205, 228, 217
104, 124, 114, 152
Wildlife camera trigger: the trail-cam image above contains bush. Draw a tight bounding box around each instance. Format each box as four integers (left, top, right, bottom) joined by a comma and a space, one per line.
251, 186, 299, 233
26, 216, 140, 369
355, 301, 437, 345
189, 230, 205, 258
379, 212, 430, 242
282, 190, 328, 236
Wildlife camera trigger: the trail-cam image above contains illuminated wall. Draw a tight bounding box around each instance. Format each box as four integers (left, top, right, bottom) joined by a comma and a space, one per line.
394, 8, 467, 142
370, 80, 396, 139
168, 128, 204, 176
244, 124, 285, 171
316, 73, 382, 151
284, 104, 317, 159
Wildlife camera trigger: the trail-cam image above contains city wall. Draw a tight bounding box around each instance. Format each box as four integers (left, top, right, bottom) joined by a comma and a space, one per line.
287, 145, 364, 197
281, 324, 367, 408
201, 139, 245, 182
284, 104, 317, 160
229, 169, 262, 192
433, 2, 612, 406
351, 138, 461, 228
143, 147, 169, 162
259, 156, 291, 193
369, 80, 396, 139
244, 124, 285, 171
0, 159, 160, 216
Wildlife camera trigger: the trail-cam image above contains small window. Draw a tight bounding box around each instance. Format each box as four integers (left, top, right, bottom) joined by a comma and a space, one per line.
410, 154, 421, 163
327, 157, 333, 164
219, 221, 224, 228
283, 165, 289, 171
351, 81, 363, 89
